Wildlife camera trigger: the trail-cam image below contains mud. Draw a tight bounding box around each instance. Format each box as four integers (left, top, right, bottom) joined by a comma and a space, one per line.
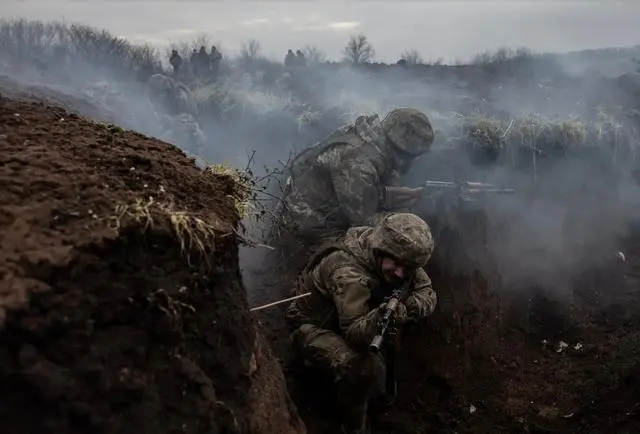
0, 96, 304, 434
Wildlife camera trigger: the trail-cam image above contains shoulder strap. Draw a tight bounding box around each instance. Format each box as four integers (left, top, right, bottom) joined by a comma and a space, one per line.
301, 243, 345, 276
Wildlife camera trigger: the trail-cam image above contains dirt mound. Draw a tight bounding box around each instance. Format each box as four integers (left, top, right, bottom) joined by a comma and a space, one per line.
0, 96, 305, 434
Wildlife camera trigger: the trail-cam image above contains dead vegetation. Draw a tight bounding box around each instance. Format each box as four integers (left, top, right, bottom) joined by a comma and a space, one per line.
451, 110, 640, 169
0, 18, 162, 80
108, 196, 230, 268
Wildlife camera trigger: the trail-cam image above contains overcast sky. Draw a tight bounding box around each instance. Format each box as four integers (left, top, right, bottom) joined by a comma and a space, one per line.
4, 1, 640, 63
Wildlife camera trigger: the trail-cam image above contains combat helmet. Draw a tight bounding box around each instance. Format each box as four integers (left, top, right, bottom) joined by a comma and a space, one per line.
369, 213, 434, 269
381, 108, 434, 156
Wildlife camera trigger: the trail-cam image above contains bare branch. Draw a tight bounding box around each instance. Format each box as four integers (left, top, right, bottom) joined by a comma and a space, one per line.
342, 34, 375, 64
400, 49, 423, 65
302, 45, 327, 64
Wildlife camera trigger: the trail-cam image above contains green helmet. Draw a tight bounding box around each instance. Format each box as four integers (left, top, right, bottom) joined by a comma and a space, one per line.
381, 108, 435, 156
369, 213, 434, 268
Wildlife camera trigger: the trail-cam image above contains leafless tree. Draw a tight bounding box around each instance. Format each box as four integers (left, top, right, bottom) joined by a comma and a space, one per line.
302, 45, 327, 63
342, 34, 375, 64
400, 49, 423, 65
240, 39, 261, 60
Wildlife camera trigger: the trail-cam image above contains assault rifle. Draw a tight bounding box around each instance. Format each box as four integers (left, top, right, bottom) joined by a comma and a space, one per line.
422, 180, 515, 195
418, 180, 515, 213
368, 277, 414, 403
369, 277, 413, 353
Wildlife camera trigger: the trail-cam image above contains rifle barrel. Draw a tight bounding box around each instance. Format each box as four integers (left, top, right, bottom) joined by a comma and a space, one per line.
369, 334, 384, 353
423, 180, 514, 193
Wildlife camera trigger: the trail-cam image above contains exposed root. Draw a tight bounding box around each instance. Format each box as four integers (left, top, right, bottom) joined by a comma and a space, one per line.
147, 287, 196, 330
108, 196, 230, 269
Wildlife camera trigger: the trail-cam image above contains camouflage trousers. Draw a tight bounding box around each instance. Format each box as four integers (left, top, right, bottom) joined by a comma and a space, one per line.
290, 324, 386, 433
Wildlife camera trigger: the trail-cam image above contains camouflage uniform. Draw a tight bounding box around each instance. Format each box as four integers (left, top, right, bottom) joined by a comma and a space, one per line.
148, 73, 198, 117
278, 108, 435, 250
286, 213, 437, 434
148, 74, 206, 153
160, 113, 207, 155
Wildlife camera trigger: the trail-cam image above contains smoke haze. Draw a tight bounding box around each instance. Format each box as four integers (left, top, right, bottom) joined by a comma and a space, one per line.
1, 14, 640, 302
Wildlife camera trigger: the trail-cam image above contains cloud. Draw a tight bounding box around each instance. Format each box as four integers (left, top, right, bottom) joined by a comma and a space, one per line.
327, 21, 361, 31
241, 18, 270, 27
126, 35, 168, 45
171, 29, 200, 35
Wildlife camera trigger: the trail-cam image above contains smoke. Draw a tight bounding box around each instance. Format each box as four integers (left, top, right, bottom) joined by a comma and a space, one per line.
287, 56, 640, 297
2, 17, 640, 303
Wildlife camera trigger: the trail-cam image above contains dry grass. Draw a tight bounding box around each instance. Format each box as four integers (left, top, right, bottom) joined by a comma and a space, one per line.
203, 163, 254, 219
593, 106, 635, 163
108, 196, 230, 268
462, 115, 507, 159
190, 73, 323, 132
508, 116, 589, 154
454, 110, 639, 162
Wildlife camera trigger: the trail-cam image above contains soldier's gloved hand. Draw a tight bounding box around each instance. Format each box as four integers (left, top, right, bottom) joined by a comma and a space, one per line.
404, 294, 429, 321
378, 300, 409, 325
383, 186, 424, 209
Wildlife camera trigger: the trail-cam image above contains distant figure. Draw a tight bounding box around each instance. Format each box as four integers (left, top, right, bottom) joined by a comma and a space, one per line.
197, 46, 210, 77
148, 73, 198, 117
169, 50, 183, 75
189, 49, 198, 76
295, 50, 306, 67
210, 45, 222, 78
284, 49, 296, 68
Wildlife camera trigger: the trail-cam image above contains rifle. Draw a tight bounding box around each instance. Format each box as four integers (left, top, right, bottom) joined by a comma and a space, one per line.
368, 277, 414, 403
369, 277, 413, 353
423, 180, 515, 195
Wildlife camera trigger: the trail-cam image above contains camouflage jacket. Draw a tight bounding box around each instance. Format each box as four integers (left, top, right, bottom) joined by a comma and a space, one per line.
285, 226, 437, 352
282, 114, 403, 233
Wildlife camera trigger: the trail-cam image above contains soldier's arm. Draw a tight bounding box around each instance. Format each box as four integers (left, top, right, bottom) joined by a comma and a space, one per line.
329, 155, 383, 226
385, 169, 402, 187
327, 264, 381, 350
405, 268, 437, 320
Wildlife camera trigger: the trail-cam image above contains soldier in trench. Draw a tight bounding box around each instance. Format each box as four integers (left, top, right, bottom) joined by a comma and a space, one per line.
285, 212, 437, 434
273, 107, 435, 265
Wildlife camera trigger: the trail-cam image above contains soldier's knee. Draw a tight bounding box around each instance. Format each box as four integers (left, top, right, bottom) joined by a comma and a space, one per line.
290, 324, 359, 376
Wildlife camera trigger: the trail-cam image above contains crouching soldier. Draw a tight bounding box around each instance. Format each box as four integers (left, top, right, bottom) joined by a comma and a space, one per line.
285, 212, 437, 434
